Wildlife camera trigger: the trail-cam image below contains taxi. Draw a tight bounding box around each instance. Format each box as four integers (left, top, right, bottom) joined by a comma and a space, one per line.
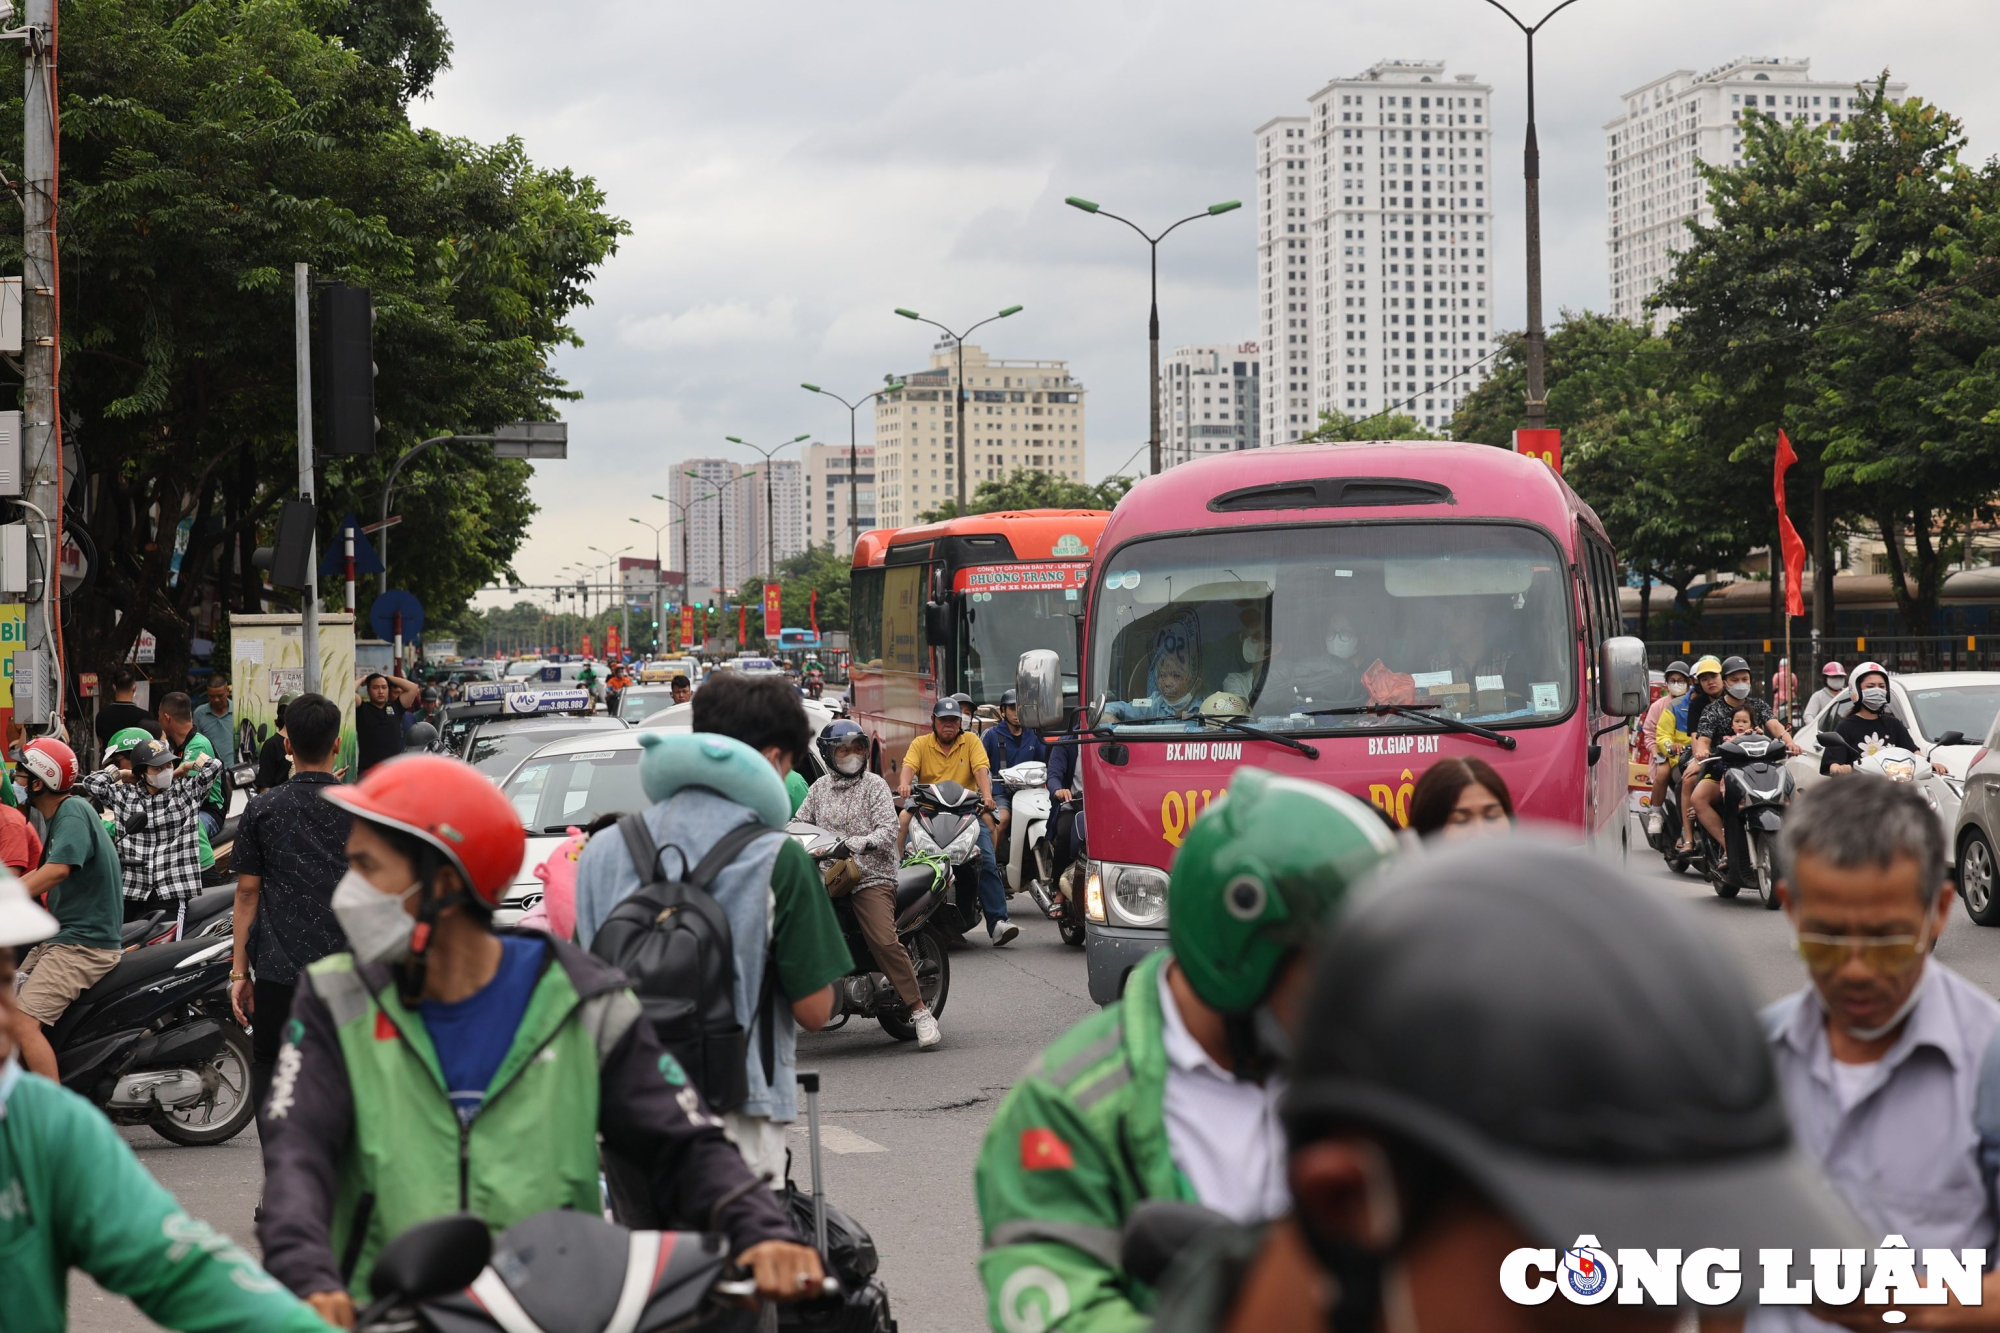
436, 684, 628, 780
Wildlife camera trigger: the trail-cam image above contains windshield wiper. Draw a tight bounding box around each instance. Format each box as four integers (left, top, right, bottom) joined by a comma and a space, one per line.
1204, 716, 1319, 760
1302, 701, 1518, 751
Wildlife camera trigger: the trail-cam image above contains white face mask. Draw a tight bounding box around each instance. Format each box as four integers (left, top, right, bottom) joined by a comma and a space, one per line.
1861, 686, 1889, 710
1241, 636, 1266, 664
1327, 633, 1358, 659
146, 767, 174, 791
1827, 678, 1846, 692
1726, 681, 1752, 700
331, 869, 421, 969
834, 754, 866, 777
1667, 680, 1688, 697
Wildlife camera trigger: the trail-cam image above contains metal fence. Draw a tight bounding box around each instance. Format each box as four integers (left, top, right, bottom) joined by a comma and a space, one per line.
1642, 636, 2000, 682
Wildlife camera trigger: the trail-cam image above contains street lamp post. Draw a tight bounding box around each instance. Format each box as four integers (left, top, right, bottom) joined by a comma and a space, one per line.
803, 380, 906, 554
725, 434, 811, 584
378, 421, 569, 591
1064, 197, 1241, 475
893, 305, 1023, 512
684, 469, 749, 635
1480, 0, 1589, 431
587, 545, 632, 651
650, 492, 697, 645
629, 516, 672, 654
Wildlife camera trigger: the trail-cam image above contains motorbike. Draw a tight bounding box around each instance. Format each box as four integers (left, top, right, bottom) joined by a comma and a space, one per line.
1693, 733, 1797, 909
901, 781, 989, 938
1822, 729, 1946, 813
789, 820, 951, 1042
49, 926, 255, 1145
120, 883, 234, 949
355, 1208, 840, 1333
994, 761, 1057, 918
1050, 795, 1086, 948
806, 670, 825, 701
1646, 747, 1696, 874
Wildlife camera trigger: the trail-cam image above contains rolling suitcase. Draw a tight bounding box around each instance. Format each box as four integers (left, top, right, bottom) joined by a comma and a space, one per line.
782, 1070, 897, 1333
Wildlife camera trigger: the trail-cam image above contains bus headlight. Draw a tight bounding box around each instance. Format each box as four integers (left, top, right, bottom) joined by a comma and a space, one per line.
1096, 861, 1169, 929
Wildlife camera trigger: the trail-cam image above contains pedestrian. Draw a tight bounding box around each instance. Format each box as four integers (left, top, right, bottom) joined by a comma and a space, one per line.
671, 672, 693, 705
156, 691, 227, 844
0, 876, 333, 1333
977, 768, 1397, 1332
76, 735, 217, 937
353, 670, 419, 777
797, 720, 941, 1048
254, 691, 298, 791
11, 739, 124, 1081
1150, 837, 1869, 1332
572, 671, 851, 1192
1754, 776, 2000, 1329
1406, 755, 1514, 841
1772, 657, 1799, 724
256, 756, 822, 1323
900, 696, 1016, 946
91, 665, 157, 751
192, 671, 237, 765
227, 693, 351, 1114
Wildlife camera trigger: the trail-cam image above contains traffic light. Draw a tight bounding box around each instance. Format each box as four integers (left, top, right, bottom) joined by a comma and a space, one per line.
252, 500, 318, 590
319, 283, 377, 456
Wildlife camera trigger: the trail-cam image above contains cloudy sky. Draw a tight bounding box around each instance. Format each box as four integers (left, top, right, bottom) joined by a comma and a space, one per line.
421, 0, 2000, 603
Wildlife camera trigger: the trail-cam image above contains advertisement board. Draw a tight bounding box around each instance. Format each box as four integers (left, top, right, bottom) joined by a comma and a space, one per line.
230, 613, 358, 771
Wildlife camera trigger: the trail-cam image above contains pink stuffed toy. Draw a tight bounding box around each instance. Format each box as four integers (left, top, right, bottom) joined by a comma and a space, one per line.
518, 827, 586, 941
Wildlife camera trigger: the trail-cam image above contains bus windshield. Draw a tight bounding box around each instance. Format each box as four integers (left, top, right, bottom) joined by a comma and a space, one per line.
1090, 522, 1575, 733
960, 588, 1080, 704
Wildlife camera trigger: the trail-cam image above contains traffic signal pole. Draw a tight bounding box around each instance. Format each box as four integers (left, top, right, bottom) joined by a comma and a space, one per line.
295, 263, 320, 695
20, 0, 59, 728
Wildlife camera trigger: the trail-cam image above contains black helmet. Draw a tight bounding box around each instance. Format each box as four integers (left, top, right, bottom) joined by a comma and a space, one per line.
932, 697, 965, 722
404, 721, 440, 752
129, 738, 177, 770
1720, 654, 1751, 676
816, 719, 869, 773
1283, 839, 1867, 1275
951, 692, 973, 709
1664, 659, 1691, 679
419, 686, 441, 705
999, 689, 1019, 707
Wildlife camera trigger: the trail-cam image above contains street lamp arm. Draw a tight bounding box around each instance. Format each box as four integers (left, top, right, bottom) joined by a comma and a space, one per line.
1154, 207, 1236, 244
1087, 207, 1158, 245
379, 432, 485, 585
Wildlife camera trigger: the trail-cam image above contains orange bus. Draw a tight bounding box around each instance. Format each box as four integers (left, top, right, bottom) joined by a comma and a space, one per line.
848, 510, 1108, 782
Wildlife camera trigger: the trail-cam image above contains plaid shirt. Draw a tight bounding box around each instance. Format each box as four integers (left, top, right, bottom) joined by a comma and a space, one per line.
76, 756, 219, 903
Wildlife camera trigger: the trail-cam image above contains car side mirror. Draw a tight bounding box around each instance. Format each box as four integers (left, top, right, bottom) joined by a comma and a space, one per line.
369, 1212, 491, 1303
1597, 636, 1649, 718
1015, 649, 1064, 731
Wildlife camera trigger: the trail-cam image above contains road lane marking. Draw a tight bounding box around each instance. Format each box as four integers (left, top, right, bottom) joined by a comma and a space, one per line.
791, 1124, 887, 1154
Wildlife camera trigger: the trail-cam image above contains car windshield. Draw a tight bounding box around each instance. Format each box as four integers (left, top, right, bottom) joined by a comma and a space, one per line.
1905, 684, 2000, 744
502, 746, 645, 833
618, 687, 678, 723
468, 721, 620, 777
961, 585, 1081, 705
1090, 522, 1575, 734
504, 661, 543, 678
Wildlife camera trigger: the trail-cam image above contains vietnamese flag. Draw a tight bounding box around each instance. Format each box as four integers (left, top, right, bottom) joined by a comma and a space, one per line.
1775, 431, 1806, 618
1020, 1127, 1074, 1171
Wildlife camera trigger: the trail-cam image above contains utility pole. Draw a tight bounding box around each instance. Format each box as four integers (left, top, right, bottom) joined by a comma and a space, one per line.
20, 0, 58, 729
295, 264, 320, 694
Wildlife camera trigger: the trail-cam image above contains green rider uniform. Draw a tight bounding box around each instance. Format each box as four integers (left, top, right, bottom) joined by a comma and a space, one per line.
972, 768, 1395, 1333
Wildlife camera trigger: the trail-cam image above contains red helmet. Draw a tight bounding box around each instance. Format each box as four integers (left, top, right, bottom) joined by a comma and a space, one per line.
20, 737, 78, 792
321, 755, 525, 908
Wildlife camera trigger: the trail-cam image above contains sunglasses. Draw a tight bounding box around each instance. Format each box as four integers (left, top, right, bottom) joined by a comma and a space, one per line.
1794, 930, 1929, 977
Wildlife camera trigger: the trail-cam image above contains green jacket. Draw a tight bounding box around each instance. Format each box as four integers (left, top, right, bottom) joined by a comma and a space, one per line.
1, 1069, 326, 1333
974, 949, 1192, 1333
180, 731, 218, 869
257, 932, 793, 1301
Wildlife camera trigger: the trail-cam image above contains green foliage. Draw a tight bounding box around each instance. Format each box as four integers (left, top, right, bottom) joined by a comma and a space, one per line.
1303, 409, 1437, 442
915, 468, 1131, 524
739, 545, 854, 646
0, 0, 626, 677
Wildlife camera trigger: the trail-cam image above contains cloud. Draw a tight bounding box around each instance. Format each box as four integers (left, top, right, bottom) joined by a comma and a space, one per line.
618, 299, 800, 351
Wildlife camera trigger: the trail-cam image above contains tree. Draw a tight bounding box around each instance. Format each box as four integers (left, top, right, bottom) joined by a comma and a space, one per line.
0, 0, 627, 683
1303, 409, 1437, 442
739, 545, 853, 646
915, 469, 1133, 524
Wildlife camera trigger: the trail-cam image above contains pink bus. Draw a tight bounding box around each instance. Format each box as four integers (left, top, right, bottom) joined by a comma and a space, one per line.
1015, 441, 1649, 1003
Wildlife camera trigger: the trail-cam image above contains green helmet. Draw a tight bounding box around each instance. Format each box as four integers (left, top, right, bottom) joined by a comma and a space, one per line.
1168, 767, 1398, 1014
105, 727, 154, 760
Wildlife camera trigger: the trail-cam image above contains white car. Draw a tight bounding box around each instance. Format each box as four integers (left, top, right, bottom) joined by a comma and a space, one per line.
492, 702, 837, 925
1787, 670, 2000, 860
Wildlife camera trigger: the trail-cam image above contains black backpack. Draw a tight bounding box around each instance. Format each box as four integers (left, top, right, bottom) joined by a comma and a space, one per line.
589, 816, 777, 1115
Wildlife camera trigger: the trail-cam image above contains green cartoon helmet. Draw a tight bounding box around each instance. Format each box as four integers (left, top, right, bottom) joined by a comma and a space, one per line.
1168, 767, 1398, 1015
105, 727, 154, 761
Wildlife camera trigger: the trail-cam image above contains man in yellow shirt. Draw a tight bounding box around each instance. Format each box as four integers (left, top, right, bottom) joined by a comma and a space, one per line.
899, 698, 1016, 946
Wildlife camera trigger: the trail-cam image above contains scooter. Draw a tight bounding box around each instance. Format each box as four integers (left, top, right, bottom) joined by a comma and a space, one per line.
789, 820, 952, 1042
119, 883, 234, 949
1646, 748, 1696, 875
1693, 733, 1796, 910
49, 931, 255, 1145
995, 761, 1056, 917
902, 781, 989, 938
1825, 731, 1947, 813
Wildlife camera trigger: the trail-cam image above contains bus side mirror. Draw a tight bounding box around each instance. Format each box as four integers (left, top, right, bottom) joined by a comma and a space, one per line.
1598, 636, 1649, 718
1016, 650, 1064, 731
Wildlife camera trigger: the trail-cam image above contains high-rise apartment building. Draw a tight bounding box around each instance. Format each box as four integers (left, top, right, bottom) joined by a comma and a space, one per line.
1256, 60, 1497, 444
1159, 343, 1259, 469
671, 459, 746, 603
1606, 57, 1905, 323
872, 343, 1088, 530
802, 441, 875, 554
740, 458, 804, 580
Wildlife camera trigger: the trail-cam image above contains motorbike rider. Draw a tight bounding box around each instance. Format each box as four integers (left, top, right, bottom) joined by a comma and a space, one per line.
1686, 654, 1800, 869
1665, 655, 1728, 853
974, 767, 1396, 1333
796, 719, 941, 1050
1803, 660, 1848, 722
899, 695, 1015, 947
257, 754, 821, 1325
77, 734, 220, 935
982, 688, 1049, 854
0, 876, 334, 1333
1642, 660, 1691, 839
1149, 838, 1869, 1333
1818, 660, 1935, 778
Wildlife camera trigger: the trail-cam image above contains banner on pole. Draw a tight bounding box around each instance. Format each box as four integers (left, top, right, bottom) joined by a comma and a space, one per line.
606, 624, 622, 659
1512, 428, 1562, 475
582, 632, 593, 658
738, 604, 748, 645
809, 590, 819, 635
1775, 431, 1806, 618
764, 583, 782, 639
680, 604, 695, 647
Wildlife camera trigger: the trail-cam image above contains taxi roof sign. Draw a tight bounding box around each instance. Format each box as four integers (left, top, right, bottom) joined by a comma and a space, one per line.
465, 682, 508, 703
503, 689, 592, 715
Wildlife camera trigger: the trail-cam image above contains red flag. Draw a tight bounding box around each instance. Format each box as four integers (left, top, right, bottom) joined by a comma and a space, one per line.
809, 589, 819, 635
1020, 1128, 1074, 1171
739, 603, 748, 644
1774, 431, 1806, 618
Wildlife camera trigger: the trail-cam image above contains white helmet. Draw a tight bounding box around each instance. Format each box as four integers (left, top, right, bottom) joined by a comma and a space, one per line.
0, 873, 56, 948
